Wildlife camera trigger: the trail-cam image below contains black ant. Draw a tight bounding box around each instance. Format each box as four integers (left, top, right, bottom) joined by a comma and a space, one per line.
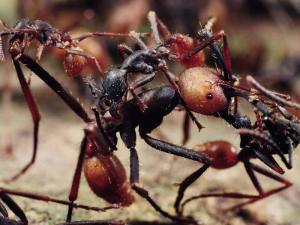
0, 187, 119, 225
0, 18, 136, 181
61, 80, 213, 224
95, 12, 217, 131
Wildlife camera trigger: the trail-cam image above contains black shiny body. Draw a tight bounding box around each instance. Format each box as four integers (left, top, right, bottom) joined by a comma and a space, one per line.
98, 47, 170, 117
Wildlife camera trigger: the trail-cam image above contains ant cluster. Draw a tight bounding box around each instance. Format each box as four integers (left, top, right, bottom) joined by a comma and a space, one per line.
0, 10, 300, 225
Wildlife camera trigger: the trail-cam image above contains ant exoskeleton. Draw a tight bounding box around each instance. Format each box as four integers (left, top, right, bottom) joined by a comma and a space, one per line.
63, 82, 212, 224
0, 18, 136, 75
162, 14, 300, 171
95, 12, 218, 131
0, 187, 120, 225
172, 140, 292, 218
0, 18, 138, 181
146, 12, 236, 145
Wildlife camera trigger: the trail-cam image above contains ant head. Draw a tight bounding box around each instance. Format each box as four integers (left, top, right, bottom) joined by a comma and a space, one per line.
194, 141, 239, 169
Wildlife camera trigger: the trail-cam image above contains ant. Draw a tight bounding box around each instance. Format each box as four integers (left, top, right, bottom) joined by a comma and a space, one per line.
0, 187, 120, 225
0, 18, 138, 181
159, 12, 300, 171
96, 12, 219, 131
0, 18, 135, 75
63, 81, 212, 224
146, 12, 235, 145
173, 140, 292, 218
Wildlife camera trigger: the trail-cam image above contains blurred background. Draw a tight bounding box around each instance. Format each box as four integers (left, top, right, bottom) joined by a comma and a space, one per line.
0, 0, 300, 224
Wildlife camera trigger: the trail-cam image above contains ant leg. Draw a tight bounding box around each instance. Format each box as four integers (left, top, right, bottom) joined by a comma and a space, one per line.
0, 193, 28, 224
91, 106, 117, 150
117, 44, 133, 60
140, 132, 211, 164
238, 129, 291, 170
119, 128, 191, 223
17, 54, 92, 123
129, 31, 147, 50
228, 161, 292, 210
152, 12, 171, 38
0, 187, 115, 212
64, 48, 103, 75
73, 32, 132, 42
129, 73, 155, 112
67, 134, 88, 222
3, 59, 41, 182
182, 112, 190, 145
179, 161, 287, 213
27, 44, 44, 85
159, 65, 204, 130
128, 146, 191, 223
147, 11, 162, 45
57, 221, 124, 225
174, 165, 209, 215
246, 75, 300, 109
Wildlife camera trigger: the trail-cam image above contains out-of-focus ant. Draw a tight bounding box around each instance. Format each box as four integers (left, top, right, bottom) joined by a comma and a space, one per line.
173, 140, 292, 218
0, 18, 134, 75
0, 19, 137, 181
0, 187, 119, 225
62, 80, 212, 224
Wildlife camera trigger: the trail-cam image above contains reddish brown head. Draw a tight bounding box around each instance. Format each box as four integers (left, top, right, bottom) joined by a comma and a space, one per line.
193, 141, 239, 169
178, 67, 228, 115
165, 34, 205, 68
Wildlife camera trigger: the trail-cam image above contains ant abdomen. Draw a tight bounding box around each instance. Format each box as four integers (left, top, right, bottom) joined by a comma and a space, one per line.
193, 141, 238, 169
178, 67, 228, 115
84, 152, 134, 206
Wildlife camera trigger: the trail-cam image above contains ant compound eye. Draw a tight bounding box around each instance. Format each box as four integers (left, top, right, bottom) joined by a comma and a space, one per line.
178, 67, 228, 115
206, 93, 213, 100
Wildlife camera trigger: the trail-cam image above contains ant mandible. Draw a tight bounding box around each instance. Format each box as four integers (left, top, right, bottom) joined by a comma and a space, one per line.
173, 140, 292, 218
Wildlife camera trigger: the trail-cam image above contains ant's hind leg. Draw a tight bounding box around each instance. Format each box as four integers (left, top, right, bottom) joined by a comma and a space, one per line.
2, 59, 41, 183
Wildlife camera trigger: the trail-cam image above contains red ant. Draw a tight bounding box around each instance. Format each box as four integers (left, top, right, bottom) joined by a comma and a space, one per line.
151, 11, 300, 171
174, 140, 292, 218
0, 19, 139, 181
0, 187, 120, 225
